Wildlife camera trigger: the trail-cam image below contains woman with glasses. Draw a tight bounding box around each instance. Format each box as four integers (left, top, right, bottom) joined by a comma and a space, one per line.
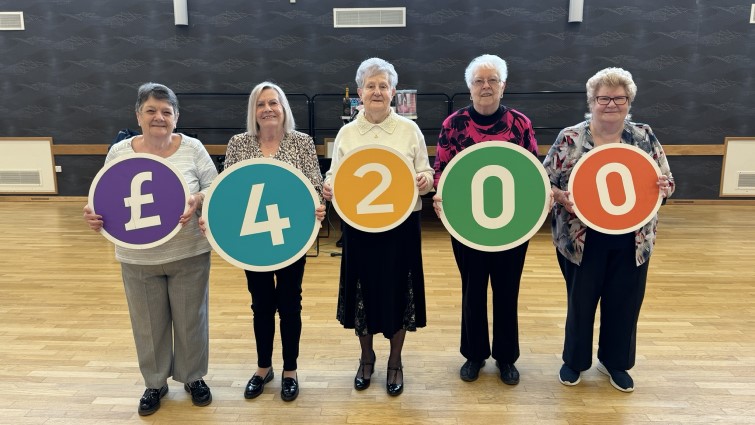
543, 67, 675, 392
322, 57, 433, 396
432, 54, 538, 385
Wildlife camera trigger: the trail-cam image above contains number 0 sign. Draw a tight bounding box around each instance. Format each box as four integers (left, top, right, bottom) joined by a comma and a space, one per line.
331, 144, 418, 233
437, 142, 550, 252
568, 143, 662, 234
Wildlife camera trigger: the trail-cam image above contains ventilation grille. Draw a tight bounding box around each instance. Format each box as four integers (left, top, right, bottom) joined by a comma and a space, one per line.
738, 172, 755, 189
0, 12, 24, 31
0, 170, 41, 186
333, 7, 406, 28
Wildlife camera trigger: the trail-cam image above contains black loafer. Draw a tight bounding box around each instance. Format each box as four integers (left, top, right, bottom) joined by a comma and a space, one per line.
496, 361, 520, 385
183, 378, 212, 406
244, 367, 274, 399
460, 359, 485, 382
354, 350, 376, 391
281, 374, 299, 402
138, 384, 168, 416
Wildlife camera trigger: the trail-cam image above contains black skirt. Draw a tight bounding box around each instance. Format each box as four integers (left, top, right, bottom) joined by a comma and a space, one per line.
336, 211, 427, 338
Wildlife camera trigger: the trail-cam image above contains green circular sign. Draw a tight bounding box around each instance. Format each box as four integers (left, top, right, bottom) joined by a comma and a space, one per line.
437, 142, 550, 251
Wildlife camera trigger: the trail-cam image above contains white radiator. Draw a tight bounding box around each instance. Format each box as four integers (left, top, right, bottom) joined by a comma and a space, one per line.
0, 137, 58, 194
720, 137, 755, 196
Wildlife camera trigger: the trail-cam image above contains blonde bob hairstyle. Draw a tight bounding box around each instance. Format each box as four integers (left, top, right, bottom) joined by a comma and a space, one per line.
585, 67, 637, 119
246, 81, 296, 136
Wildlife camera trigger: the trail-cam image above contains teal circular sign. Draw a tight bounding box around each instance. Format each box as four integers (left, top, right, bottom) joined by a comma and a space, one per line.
204, 158, 319, 271
437, 142, 550, 251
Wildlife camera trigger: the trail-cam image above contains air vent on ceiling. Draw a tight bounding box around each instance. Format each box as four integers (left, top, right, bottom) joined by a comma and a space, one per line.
0, 12, 24, 31
333, 7, 406, 28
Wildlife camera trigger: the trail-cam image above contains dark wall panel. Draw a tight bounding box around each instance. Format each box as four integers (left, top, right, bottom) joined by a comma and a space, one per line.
0, 0, 753, 197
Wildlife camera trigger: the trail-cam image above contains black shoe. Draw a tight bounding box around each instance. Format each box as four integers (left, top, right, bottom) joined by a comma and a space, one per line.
460, 359, 485, 382
244, 367, 274, 399
354, 350, 376, 391
183, 379, 212, 406
335, 238, 343, 248
138, 384, 168, 416
386, 364, 403, 396
496, 361, 520, 385
281, 374, 299, 402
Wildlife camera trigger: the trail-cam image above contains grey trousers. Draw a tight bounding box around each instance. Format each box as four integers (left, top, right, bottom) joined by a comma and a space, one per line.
121, 252, 210, 389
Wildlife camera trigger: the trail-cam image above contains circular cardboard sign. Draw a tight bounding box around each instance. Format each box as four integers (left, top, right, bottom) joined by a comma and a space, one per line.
331, 144, 418, 233
88, 153, 189, 249
437, 142, 550, 251
568, 143, 662, 234
204, 158, 319, 272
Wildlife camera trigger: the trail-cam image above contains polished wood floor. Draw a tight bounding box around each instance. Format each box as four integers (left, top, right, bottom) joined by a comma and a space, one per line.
0, 201, 754, 424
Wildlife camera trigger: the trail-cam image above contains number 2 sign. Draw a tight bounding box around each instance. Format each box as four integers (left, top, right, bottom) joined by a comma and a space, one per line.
331, 145, 418, 233
568, 143, 662, 234
203, 158, 320, 272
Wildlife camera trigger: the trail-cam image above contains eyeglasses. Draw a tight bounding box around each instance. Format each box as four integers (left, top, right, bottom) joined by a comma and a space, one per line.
595, 96, 629, 105
472, 78, 501, 87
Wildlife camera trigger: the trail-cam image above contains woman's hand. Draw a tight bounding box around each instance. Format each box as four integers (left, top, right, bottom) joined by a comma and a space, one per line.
432, 194, 443, 219
657, 175, 672, 198
197, 216, 207, 236
315, 204, 326, 221
83, 204, 103, 232
322, 182, 333, 202
416, 174, 430, 192
179, 193, 203, 226
552, 187, 574, 214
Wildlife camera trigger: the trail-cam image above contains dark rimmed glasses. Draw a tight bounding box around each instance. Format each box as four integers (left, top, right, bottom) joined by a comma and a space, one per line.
595, 96, 629, 105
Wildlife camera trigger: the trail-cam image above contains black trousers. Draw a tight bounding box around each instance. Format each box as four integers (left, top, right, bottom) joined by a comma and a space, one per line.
244, 256, 306, 372
557, 230, 649, 372
452, 238, 528, 364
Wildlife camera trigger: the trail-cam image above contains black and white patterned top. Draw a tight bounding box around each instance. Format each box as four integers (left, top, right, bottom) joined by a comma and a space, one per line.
224, 130, 323, 201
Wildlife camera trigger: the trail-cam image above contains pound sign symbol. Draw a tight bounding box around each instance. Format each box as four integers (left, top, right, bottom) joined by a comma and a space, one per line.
123, 171, 162, 231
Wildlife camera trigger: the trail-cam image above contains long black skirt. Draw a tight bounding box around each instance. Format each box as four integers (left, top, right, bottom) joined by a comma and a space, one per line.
336, 211, 427, 338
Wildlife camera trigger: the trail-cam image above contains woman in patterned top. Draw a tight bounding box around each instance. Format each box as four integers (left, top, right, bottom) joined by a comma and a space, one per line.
219, 81, 325, 402
323, 58, 434, 397
432, 54, 538, 386
543, 67, 674, 392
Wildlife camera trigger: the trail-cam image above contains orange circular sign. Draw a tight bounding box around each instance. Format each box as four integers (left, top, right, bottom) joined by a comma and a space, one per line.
331, 145, 418, 232
568, 144, 662, 234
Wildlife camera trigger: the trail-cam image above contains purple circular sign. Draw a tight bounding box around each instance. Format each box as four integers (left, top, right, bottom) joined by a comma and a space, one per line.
88, 153, 189, 249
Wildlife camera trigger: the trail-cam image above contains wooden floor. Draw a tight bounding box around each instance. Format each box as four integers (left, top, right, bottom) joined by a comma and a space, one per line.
0, 201, 754, 424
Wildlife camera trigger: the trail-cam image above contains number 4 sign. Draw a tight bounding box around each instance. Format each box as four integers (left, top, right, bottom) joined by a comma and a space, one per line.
568, 143, 663, 234
203, 158, 320, 271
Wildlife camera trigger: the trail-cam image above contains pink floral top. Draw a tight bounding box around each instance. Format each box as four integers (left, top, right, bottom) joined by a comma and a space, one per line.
542, 120, 675, 266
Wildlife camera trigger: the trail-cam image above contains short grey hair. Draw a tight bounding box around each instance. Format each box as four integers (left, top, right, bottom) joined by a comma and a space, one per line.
355, 58, 398, 89
464, 54, 508, 89
135, 82, 179, 115
246, 81, 296, 136
585, 67, 637, 111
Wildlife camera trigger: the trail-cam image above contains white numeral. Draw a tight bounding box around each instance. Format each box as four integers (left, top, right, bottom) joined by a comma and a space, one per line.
240, 183, 291, 245
354, 163, 394, 215
595, 163, 635, 215
471, 165, 515, 229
